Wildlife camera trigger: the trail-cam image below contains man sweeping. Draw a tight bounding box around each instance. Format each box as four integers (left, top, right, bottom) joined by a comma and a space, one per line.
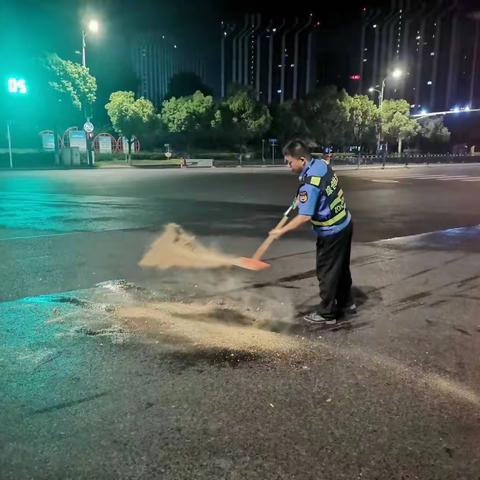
269, 139, 356, 325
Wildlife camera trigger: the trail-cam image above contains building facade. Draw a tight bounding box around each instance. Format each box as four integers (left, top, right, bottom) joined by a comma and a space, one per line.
357, 0, 480, 112
130, 32, 208, 107
220, 14, 320, 104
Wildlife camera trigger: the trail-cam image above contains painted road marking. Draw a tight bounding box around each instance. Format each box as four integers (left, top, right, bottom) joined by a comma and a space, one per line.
370, 179, 400, 183
369, 175, 480, 182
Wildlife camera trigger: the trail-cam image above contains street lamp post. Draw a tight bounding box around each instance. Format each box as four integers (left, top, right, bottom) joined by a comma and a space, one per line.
82, 19, 99, 68
81, 19, 99, 166
82, 30, 87, 67
369, 68, 403, 153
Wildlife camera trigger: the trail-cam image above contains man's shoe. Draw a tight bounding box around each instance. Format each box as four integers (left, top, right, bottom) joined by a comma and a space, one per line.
339, 303, 357, 316
303, 311, 337, 325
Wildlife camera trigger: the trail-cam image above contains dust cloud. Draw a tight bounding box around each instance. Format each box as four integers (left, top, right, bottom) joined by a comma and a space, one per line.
139, 223, 237, 270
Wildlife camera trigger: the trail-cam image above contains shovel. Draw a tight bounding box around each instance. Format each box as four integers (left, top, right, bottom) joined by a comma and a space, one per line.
234, 201, 297, 271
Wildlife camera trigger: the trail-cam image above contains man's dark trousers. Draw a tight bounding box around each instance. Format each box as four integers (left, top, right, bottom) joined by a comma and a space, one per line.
316, 221, 353, 318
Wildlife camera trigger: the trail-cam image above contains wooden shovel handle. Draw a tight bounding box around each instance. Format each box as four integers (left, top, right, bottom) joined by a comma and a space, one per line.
252, 215, 291, 260
252, 200, 297, 261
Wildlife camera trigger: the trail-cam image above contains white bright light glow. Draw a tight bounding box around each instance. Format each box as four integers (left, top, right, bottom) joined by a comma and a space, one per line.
421, 109, 427, 115
373, 24, 377, 28
368, 87, 375, 92
464, 105, 471, 111
452, 106, 460, 112
8, 78, 27, 94
391, 68, 403, 78
88, 19, 99, 33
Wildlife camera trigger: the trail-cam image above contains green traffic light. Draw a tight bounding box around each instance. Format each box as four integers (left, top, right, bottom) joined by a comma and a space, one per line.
7, 77, 28, 94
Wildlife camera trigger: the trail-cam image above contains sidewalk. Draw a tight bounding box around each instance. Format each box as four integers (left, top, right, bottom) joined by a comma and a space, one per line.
2, 159, 479, 172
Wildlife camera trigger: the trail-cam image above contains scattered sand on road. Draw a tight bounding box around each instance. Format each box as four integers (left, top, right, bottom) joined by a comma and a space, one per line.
114, 300, 300, 353
54, 223, 301, 354
139, 223, 237, 270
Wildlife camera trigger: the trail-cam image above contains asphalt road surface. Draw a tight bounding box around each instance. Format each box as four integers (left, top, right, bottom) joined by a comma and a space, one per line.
0, 164, 479, 301
1, 164, 479, 479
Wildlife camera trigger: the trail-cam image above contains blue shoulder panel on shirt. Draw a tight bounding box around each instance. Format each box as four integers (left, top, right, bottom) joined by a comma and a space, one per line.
297, 184, 319, 216
310, 159, 328, 177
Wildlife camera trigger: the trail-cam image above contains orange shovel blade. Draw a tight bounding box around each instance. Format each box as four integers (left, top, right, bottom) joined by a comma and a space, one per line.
234, 257, 270, 271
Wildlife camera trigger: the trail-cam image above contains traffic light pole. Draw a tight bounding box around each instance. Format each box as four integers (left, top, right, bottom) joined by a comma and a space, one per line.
6, 121, 13, 169
6, 77, 28, 169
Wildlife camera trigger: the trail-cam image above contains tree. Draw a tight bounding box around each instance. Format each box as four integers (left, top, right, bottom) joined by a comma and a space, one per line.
270, 100, 308, 144
418, 117, 451, 152
341, 94, 378, 152
105, 91, 156, 162
166, 72, 213, 99
381, 99, 420, 153
218, 85, 271, 148
306, 87, 350, 147
160, 90, 215, 147
45, 53, 96, 116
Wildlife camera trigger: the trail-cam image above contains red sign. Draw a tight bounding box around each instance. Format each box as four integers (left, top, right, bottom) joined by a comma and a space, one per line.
350, 74, 361, 80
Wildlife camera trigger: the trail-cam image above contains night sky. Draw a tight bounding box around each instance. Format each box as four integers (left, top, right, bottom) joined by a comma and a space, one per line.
0, 0, 372, 112
1, 0, 373, 60
2, 0, 478, 72
1, 0, 478, 127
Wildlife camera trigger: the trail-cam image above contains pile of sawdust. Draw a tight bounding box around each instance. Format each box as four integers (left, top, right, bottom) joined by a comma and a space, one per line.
114, 301, 299, 353
139, 223, 237, 270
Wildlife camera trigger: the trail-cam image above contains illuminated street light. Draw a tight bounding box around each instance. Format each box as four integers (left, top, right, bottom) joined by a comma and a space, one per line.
376, 68, 405, 106
391, 68, 403, 79
82, 18, 100, 67
88, 19, 99, 33
81, 18, 100, 167
412, 108, 480, 118
374, 68, 406, 152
